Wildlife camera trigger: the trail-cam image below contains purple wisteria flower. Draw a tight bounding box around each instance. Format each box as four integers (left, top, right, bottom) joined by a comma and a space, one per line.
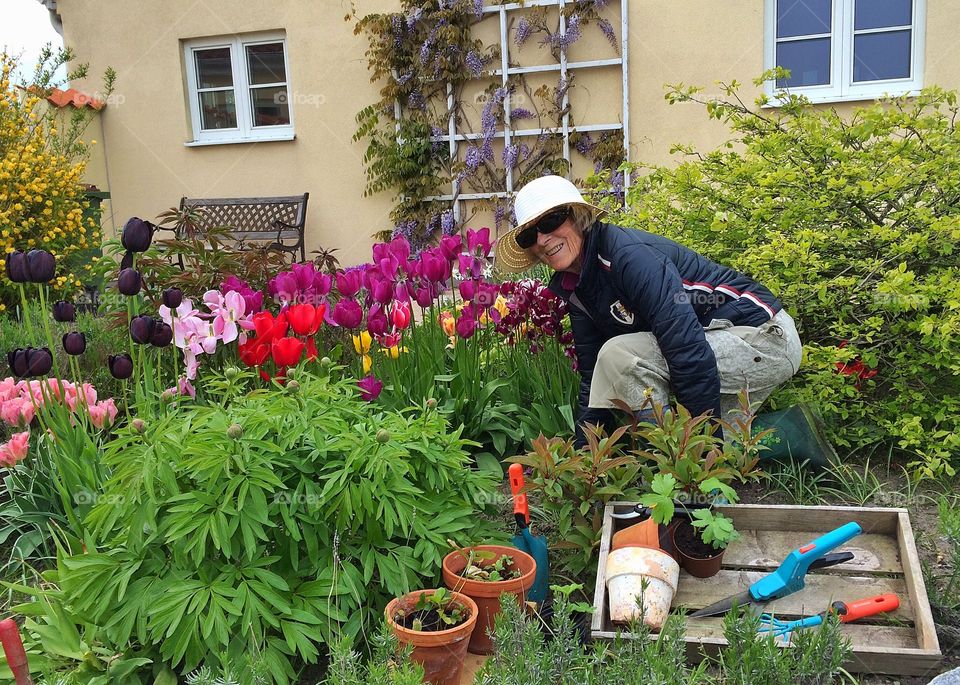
515, 17, 532, 46
575, 133, 596, 156
406, 6, 423, 30
598, 18, 618, 49
502, 143, 520, 169
465, 145, 482, 171
510, 107, 534, 120
494, 203, 507, 232
465, 50, 485, 78
441, 209, 455, 235
408, 90, 426, 110
473, 0, 484, 17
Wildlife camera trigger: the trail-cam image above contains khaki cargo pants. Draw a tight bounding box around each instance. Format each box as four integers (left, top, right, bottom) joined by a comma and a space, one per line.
588, 310, 803, 420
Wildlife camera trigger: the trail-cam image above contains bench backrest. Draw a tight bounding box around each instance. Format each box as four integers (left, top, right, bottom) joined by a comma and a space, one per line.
179, 194, 308, 241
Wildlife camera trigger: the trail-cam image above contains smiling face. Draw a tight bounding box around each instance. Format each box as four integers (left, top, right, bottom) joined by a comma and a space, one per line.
528, 217, 585, 273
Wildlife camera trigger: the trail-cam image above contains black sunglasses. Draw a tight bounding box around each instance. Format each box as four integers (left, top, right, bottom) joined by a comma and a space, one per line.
515, 207, 571, 249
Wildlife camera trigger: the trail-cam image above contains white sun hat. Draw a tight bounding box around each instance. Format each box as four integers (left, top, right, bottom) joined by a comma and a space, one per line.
495, 175, 605, 273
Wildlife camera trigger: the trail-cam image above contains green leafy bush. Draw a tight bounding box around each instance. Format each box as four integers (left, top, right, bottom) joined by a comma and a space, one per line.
29, 368, 498, 683
610, 80, 960, 479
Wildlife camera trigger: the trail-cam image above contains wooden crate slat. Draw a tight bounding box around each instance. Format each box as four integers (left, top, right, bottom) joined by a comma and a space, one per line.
723, 529, 901, 573
672, 569, 913, 620
714, 503, 900, 535
897, 511, 942, 654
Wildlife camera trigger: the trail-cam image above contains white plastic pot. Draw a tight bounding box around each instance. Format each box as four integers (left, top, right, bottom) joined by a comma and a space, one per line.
605, 547, 680, 629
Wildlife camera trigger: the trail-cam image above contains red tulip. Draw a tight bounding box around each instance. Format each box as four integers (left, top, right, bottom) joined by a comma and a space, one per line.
252, 311, 288, 342
390, 301, 412, 330
287, 303, 325, 336
271, 336, 305, 367
239, 339, 270, 367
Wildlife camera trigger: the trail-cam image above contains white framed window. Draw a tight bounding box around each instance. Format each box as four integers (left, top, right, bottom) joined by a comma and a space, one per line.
764, 0, 925, 104
183, 32, 295, 145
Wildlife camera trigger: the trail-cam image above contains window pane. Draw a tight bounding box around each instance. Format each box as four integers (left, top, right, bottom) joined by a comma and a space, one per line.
776, 38, 831, 87
250, 86, 290, 126
855, 0, 912, 30
195, 48, 233, 89
777, 0, 832, 38
854, 30, 911, 81
200, 90, 237, 129
247, 43, 286, 85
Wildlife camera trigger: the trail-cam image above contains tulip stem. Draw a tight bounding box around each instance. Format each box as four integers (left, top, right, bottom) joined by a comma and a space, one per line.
17, 284, 36, 341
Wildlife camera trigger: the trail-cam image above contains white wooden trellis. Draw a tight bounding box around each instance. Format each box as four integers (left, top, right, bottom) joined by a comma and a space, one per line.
395, 0, 630, 227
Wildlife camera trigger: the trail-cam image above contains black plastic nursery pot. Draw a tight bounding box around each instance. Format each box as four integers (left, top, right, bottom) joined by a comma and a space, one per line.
670, 517, 725, 578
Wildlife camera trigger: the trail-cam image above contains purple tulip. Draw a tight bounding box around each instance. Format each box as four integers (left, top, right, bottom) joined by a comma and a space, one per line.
456, 305, 478, 339
129, 315, 156, 344
439, 234, 463, 261
108, 353, 134, 380
466, 227, 493, 258
120, 250, 134, 271
336, 270, 363, 298
388, 236, 411, 263
414, 286, 434, 308
117, 268, 142, 296
151, 322, 173, 348
52, 300, 76, 323
421, 251, 447, 283
459, 279, 477, 303
4, 250, 28, 283
25, 347, 53, 376
7, 349, 28, 377
332, 298, 363, 329
161, 287, 183, 309
357, 374, 384, 401
121, 217, 155, 252
62, 331, 86, 356
368, 272, 394, 305
366, 303, 388, 337
26, 249, 56, 283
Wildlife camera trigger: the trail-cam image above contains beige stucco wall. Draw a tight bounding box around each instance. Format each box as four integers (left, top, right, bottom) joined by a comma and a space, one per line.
57, 0, 960, 267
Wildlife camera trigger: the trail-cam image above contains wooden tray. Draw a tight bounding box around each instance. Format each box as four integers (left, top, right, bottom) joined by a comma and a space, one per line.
591, 503, 942, 676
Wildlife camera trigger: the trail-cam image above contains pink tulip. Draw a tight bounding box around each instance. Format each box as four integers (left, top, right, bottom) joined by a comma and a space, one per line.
332, 298, 364, 329
0, 431, 30, 467
466, 227, 493, 258
439, 234, 462, 261
357, 375, 383, 402
88, 399, 118, 429
336, 270, 363, 298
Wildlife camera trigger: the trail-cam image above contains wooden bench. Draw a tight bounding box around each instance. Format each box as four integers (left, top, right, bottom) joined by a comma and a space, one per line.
177, 193, 309, 262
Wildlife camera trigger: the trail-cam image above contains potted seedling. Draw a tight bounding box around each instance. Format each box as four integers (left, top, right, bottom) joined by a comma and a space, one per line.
671, 508, 740, 578
442, 544, 536, 654
386, 587, 478, 685
629, 398, 767, 559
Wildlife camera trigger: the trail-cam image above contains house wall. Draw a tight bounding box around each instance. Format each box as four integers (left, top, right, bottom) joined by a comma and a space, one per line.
58, 0, 960, 268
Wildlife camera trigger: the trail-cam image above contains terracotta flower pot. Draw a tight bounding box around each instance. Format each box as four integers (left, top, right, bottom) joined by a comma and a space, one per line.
671, 518, 726, 578
386, 590, 479, 685
442, 545, 536, 655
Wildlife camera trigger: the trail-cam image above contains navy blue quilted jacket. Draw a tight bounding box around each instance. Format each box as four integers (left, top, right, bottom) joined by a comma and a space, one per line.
548, 222, 782, 441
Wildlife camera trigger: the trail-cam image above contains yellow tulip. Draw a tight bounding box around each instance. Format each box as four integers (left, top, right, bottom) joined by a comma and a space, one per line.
353, 331, 373, 354
381, 345, 409, 359
362, 354, 372, 373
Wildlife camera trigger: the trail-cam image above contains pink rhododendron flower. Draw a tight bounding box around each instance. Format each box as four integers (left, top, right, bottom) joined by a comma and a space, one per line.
0, 431, 30, 467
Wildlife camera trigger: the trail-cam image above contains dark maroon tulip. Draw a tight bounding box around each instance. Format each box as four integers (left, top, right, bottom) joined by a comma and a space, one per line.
161, 287, 183, 309
52, 300, 76, 323
108, 353, 133, 380
117, 268, 142, 296
7, 349, 28, 378
4, 250, 28, 283
129, 315, 156, 344
26, 347, 53, 377
121, 217, 155, 252
120, 250, 134, 271
26, 250, 56, 283
150, 322, 173, 348
62, 331, 86, 356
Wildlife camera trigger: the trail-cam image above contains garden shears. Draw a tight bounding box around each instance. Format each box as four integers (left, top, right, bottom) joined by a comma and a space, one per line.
690, 521, 862, 618
758, 593, 900, 638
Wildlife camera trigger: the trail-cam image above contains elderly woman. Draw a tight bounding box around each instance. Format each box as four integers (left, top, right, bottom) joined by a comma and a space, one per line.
496, 175, 803, 445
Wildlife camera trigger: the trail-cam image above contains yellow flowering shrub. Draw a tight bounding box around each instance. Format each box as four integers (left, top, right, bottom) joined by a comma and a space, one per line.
0, 50, 109, 310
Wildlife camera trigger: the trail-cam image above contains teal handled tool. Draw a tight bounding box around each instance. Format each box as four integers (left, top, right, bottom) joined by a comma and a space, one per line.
508, 463, 549, 604
690, 521, 863, 618
758, 593, 900, 638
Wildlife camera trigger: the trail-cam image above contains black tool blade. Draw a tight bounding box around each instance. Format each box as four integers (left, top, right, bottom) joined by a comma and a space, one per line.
689, 590, 758, 618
